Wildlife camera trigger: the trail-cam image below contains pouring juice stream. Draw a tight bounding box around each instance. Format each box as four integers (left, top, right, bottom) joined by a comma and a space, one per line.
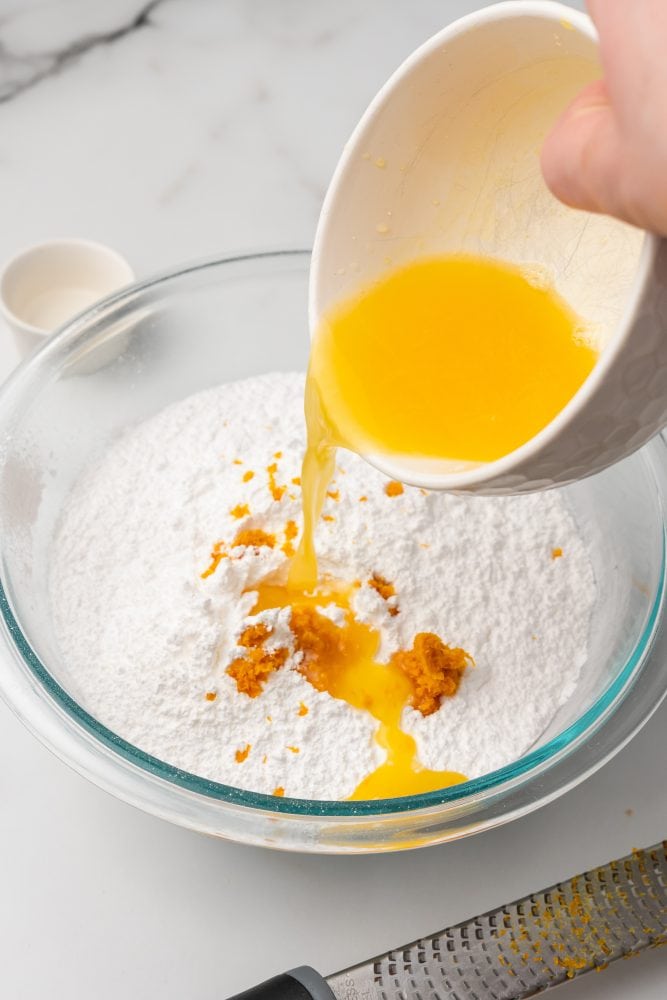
284, 254, 597, 799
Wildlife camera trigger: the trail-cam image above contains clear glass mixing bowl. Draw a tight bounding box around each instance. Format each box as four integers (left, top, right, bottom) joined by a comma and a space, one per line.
0, 250, 666, 854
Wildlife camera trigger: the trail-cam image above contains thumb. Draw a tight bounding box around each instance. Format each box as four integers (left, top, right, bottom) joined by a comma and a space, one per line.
541, 79, 625, 219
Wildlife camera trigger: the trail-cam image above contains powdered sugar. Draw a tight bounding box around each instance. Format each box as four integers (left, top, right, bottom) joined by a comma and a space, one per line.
50, 372, 596, 799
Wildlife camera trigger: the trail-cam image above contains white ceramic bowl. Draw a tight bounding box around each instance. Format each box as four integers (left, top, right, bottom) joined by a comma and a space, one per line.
311, 1, 667, 495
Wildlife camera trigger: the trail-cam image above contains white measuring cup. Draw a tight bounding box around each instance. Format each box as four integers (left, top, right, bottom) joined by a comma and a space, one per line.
310, 0, 667, 495
0, 239, 134, 359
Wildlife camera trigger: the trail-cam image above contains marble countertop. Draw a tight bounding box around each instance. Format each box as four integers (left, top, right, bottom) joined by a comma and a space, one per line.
1, 2, 666, 998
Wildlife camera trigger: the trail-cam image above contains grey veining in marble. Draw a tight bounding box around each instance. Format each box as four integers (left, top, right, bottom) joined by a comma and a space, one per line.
0, 1, 162, 103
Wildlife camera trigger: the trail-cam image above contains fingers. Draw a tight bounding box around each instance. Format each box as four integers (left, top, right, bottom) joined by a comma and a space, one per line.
541, 0, 667, 234
540, 79, 627, 220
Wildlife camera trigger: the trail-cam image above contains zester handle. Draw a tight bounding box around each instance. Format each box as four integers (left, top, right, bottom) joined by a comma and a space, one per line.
325, 842, 667, 999
227, 967, 335, 1000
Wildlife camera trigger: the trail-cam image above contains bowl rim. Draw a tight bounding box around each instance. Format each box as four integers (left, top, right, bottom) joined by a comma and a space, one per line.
0, 248, 665, 822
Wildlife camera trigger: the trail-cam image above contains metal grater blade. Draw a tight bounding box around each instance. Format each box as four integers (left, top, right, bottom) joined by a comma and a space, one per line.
325, 841, 667, 999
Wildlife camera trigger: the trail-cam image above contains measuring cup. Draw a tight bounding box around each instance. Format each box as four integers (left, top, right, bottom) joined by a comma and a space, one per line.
310, 0, 667, 495
0, 239, 134, 358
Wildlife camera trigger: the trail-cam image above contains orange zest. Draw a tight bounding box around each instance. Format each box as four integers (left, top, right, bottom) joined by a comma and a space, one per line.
267, 462, 286, 502
368, 572, 395, 601
227, 624, 289, 697
281, 519, 299, 558
201, 541, 227, 579
390, 633, 470, 716
232, 528, 276, 549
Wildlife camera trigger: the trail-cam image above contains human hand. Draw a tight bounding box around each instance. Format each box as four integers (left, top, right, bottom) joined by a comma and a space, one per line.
541, 0, 667, 235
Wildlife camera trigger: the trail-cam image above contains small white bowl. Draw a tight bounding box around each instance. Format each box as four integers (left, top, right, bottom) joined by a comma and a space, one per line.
0, 239, 134, 358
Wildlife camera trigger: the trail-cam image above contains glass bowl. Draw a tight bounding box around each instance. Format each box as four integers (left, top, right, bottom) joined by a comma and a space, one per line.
0, 249, 666, 854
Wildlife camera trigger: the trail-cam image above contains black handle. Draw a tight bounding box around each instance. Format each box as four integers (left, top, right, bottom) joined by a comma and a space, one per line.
226, 967, 334, 1000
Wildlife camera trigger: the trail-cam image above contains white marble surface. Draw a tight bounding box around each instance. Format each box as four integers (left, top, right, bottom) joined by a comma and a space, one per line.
1, 2, 666, 998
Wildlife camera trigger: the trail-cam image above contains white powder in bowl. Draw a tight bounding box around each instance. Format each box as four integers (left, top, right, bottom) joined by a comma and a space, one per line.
50, 372, 596, 800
